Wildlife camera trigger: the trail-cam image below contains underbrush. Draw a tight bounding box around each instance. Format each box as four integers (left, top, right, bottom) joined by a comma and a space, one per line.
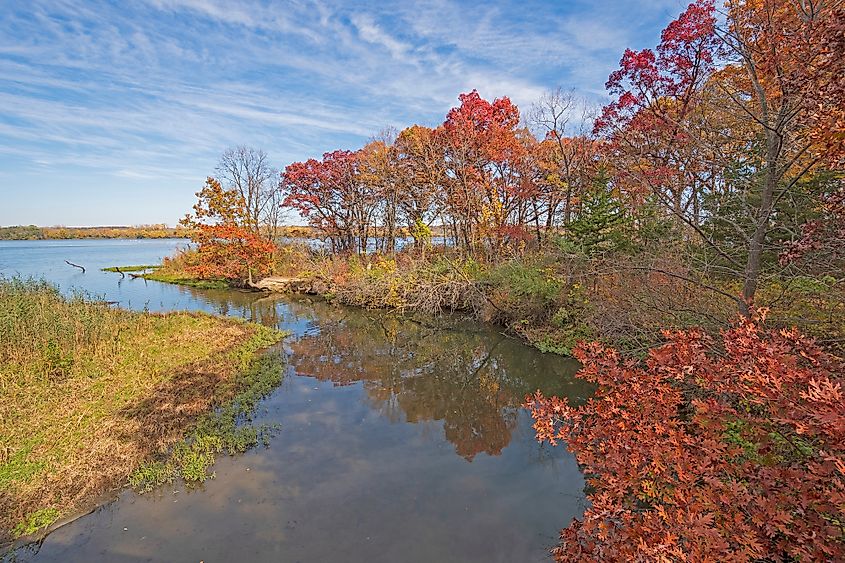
318, 253, 483, 314
757, 275, 845, 349
271, 245, 741, 356
0, 278, 284, 543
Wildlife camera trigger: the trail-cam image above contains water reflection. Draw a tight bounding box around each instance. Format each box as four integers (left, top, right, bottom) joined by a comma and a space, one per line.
286, 308, 587, 461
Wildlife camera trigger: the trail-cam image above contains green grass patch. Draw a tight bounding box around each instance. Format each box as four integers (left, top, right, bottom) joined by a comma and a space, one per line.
142, 270, 230, 290
11, 508, 60, 538
129, 352, 286, 492
101, 265, 161, 273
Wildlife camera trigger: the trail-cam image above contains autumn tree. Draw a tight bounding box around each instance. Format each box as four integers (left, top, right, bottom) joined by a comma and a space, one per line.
180, 177, 275, 282
393, 125, 447, 251
528, 88, 600, 239
439, 90, 533, 254
359, 129, 402, 253
282, 150, 378, 254
796, 2, 844, 166
595, 0, 718, 221
597, 0, 840, 314
528, 313, 845, 561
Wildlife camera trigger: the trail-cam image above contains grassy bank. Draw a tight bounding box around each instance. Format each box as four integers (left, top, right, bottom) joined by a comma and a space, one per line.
0, 279, 284, 543
140, 270, 230, 289
100, 265, 160, 273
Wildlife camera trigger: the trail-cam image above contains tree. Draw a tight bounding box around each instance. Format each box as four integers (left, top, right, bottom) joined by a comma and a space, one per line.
393, 125, 447, 250
439, 90, 532, 254
528, 313, 845, 561
180, 177, 276, 282
181, 176, 247, 228
528, 88, 598, 237
189, 223, 275, 282
282, 150, 377, 254
596, 0, 838, 315
359, 129, 402, 253
216, 146, 280, 240
796, 3, 844, 166
563, 171, 630, 257
595, 0, 718, 221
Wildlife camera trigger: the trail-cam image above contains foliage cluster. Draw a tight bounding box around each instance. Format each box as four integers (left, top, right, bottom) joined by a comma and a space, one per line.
179, 177, 277, 283
528, 314, 845, 561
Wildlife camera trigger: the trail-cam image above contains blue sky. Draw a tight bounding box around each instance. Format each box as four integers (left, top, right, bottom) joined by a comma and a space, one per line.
0, 0, 685, 227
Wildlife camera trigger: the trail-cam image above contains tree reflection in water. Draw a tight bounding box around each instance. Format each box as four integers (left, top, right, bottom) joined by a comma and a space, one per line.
162, 287, 591, 462
286, 305, 589, 461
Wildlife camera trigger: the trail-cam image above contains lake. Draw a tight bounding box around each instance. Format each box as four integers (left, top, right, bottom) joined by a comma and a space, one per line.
1, 239, 590, 562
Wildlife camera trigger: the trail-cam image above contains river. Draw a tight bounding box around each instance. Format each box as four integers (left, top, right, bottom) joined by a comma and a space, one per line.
0, 239, 590, 562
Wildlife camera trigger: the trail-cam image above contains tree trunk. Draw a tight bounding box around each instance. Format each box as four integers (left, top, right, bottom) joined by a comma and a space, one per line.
741, 129, 780, 315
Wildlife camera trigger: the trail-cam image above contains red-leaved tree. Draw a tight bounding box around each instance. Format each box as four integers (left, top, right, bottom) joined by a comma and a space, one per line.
181, 177, 276, 282
282, 150, 377, 254
528, 314, 844, 561
189, 223, 275, 282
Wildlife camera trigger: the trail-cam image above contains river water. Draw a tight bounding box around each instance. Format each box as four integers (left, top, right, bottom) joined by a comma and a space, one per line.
1, 239, 590, 562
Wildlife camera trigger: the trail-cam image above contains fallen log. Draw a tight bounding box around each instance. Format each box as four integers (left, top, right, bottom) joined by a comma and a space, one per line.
250, 276, 328, 294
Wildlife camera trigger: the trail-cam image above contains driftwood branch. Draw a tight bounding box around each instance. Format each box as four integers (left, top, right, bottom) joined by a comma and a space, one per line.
65, 260, 85, 273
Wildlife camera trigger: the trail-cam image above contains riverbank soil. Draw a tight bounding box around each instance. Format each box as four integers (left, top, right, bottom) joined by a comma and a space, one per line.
0, 279, 282, 544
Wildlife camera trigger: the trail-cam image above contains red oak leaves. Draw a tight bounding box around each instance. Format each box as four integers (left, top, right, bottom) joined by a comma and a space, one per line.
528, 315, 845, 562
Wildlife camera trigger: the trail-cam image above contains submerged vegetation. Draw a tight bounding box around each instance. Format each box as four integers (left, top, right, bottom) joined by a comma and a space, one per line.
0, 278, 284, 542
129, 352, 285, 492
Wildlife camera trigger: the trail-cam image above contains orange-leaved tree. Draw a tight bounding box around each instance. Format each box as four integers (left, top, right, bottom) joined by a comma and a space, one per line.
181, 176, 276, 282
528, 313, 844, 561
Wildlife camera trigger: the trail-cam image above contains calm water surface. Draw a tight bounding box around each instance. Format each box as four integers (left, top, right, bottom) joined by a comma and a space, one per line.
1, 239, 590, 562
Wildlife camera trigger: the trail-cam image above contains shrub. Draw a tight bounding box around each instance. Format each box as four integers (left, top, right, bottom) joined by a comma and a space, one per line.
528, 313, 845, 561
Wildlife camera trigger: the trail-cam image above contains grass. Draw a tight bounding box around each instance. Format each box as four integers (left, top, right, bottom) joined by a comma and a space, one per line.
141, 270, 230, 289
128, 353, 285, 492
101, 265, 161, 273
0, 278, 284, 543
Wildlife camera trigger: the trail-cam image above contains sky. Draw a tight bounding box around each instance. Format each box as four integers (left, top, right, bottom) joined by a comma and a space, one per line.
0, 0, 686, 227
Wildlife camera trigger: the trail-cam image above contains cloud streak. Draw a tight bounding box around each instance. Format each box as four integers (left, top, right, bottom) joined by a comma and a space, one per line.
0, 0, 683, 225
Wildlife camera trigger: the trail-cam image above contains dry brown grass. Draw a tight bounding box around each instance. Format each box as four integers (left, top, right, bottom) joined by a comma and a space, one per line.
0, 279, 282, 542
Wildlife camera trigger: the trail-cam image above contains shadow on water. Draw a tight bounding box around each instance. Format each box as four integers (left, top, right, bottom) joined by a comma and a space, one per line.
2, 240, 592, 563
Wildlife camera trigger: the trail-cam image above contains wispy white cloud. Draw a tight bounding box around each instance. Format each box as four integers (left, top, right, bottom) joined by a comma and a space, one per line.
0, 0, 684, 225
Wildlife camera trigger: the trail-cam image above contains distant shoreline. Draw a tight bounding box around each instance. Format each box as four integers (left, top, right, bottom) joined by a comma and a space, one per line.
0, 225, 315, 240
